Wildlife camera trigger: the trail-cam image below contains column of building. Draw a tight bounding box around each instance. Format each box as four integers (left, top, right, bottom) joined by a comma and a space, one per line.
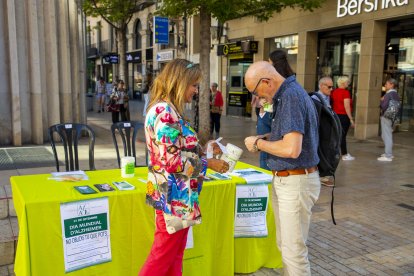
355, 20, 387, 139
1, 0, 86, 146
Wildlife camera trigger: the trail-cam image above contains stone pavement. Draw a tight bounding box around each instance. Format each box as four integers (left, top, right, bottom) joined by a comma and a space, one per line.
1, 99, 414, 275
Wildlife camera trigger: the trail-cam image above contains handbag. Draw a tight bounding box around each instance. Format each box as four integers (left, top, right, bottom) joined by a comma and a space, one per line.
105, 99, 120, 112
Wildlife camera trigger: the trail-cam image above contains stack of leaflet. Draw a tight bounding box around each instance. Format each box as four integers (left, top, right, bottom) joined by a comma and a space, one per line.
231, 168, 272, 184
49, 171, 89, 182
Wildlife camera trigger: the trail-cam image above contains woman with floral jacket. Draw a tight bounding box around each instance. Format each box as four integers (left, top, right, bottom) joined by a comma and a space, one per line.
139, 59, 229, 276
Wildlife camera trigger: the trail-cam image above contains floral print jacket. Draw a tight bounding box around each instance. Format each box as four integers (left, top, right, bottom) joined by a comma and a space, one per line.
144, 102, 207, 233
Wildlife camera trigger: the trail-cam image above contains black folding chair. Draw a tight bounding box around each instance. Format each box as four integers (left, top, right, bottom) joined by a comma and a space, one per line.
111, 121, 148, 168
48, 123, 96, 172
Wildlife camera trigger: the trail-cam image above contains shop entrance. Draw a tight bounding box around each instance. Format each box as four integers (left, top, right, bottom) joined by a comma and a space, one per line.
227, 60, 252, 117
383, 19, 414, 131
317, 27, 361, 112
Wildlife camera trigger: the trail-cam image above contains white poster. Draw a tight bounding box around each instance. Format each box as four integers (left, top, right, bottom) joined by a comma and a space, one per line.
60, 197, 111, 272
234, 184, 269, 238
185, 226, 194, 249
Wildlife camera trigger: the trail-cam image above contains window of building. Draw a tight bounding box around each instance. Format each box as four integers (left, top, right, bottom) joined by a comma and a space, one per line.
147, 14, 153, 48
135, 19, 142, 49
97, 21, 102, 51
87, 21, 92, 47
125, 26, 129, 52
161, 23, 175, 50
265, 34, 298, 73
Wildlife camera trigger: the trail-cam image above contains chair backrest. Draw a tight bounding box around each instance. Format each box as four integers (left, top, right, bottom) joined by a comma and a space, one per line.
48, 123, 96, 172
111, 121, 147, 168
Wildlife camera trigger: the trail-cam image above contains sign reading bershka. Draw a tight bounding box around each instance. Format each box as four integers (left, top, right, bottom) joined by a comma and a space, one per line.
337, 0, 408, 17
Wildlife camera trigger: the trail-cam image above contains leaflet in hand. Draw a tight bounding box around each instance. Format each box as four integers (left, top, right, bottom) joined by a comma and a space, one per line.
231, 168, 272, 184
113, 181, 135, 190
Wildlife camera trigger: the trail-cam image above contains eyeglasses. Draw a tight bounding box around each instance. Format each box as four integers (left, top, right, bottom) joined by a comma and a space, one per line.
249, 78, 270, 96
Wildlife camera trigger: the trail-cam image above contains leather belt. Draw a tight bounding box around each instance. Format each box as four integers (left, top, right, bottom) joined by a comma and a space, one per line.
272, 166, 318, 177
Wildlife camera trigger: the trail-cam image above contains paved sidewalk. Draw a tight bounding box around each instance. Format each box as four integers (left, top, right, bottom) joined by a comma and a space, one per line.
1, 99, 414, 275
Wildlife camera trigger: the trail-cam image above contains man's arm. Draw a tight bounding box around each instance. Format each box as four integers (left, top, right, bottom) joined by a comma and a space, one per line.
245, 132, 303, 159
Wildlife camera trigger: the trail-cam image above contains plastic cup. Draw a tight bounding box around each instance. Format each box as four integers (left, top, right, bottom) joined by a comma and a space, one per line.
121, 156, 135, 178
221, 143, 243, 172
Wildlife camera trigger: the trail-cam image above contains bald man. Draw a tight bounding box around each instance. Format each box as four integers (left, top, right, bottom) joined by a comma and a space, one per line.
244, 61, 320, 276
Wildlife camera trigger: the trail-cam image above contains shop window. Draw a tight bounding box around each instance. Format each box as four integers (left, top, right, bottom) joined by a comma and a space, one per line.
266, 34, 298, 72
161, 23, 175, 50
317, 32, 360, 113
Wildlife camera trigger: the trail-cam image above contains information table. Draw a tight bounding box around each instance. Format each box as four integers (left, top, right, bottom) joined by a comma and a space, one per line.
11, 162, 281, 275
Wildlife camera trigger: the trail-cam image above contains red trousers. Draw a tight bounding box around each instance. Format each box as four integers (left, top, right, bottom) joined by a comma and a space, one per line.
139, 210, 189, 276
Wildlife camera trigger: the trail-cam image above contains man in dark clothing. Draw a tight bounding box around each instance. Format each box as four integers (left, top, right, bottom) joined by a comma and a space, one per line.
244, 61, 320, 275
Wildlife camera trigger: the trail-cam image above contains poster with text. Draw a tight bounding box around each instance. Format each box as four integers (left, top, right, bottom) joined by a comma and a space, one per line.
60, 197, 111, 272
234, 184, 269, 238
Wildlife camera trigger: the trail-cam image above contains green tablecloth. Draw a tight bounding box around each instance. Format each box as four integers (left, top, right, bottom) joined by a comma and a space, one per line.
11, 162, 281, 275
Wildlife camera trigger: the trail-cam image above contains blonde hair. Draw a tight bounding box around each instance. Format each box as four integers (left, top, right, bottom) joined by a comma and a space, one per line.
337, 76, 349, 88
148, 59, 201, 116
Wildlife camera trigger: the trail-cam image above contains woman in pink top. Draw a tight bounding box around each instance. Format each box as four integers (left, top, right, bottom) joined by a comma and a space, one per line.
331, 76, 355, 161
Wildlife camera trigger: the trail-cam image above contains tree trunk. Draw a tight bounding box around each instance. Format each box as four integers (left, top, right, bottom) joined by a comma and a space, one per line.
117, 27, 128, 86
198, 6, 211, 145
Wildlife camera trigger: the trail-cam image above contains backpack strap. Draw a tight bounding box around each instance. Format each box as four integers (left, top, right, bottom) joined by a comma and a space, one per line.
331, 177, 337, 225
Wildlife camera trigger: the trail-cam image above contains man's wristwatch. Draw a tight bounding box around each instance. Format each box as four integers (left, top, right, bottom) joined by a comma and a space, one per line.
253, 138, 261, 152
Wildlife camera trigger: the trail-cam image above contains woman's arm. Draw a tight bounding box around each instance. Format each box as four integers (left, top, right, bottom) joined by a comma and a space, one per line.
344, 98, 354, 127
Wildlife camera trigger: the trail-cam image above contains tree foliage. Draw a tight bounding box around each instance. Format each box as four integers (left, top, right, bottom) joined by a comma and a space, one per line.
82, 0, 138, 29
157, 0, 324, 22
157, 0, 324, 143
82, 0, 142, 83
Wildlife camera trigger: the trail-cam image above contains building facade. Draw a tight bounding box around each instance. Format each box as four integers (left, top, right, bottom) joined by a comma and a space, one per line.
0, 0, 87, 146
223, 0, 414, 139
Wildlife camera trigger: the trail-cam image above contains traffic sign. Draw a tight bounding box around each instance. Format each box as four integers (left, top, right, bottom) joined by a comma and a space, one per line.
154, 16, 169, 45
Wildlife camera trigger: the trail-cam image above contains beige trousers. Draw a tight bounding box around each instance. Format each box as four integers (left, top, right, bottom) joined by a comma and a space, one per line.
271, 171, 321, 276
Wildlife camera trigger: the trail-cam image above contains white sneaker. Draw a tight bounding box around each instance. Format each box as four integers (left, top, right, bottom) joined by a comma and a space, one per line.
380, 153, 394, 159
342, 154, 355, 161
377, 156, 392, 162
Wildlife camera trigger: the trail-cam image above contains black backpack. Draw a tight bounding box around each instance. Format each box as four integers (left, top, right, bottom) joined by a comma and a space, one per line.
309, 92, 342, 225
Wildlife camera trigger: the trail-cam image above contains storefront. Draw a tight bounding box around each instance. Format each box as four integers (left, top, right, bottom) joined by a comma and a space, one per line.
102, 53, 118, 83
126, 50, 143, 99
217, 41, 258, 117
225, 0, 414, 138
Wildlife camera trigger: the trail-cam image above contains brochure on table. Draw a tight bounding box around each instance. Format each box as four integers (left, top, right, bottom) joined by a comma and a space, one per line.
231, 168, 272, 184
232, 168, 271, 238
60, 197, 111, 272
50, 170, 89, 182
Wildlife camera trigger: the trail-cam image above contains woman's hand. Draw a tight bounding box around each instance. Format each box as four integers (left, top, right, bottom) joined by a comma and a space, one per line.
350, 119, 355, 128
203, 141, 223, 157
211, 142, 222, 156
207, 158, 229, 174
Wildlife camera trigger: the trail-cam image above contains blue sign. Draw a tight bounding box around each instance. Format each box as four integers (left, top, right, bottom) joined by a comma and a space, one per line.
154, 16, 169, 45
102, 53, 119, 64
